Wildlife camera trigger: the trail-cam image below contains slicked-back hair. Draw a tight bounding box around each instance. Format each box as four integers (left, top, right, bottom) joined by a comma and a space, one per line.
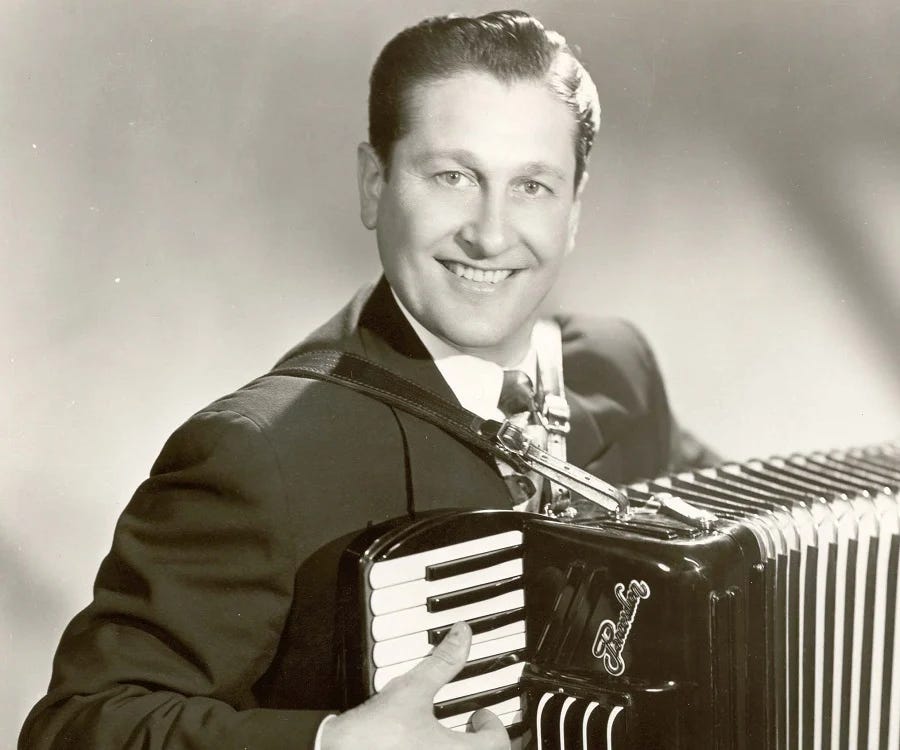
368, 10, 600, 189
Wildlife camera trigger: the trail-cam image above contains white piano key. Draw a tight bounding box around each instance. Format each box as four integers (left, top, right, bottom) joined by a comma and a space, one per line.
371, 590, 524, 641
368, 530, 522, 589
373, 631, 527, 691
433, 662, 524, 704
447, 710, 523, 732
372, 619, 525, 668
370, 558, 522, 615
438, 696, 522, 729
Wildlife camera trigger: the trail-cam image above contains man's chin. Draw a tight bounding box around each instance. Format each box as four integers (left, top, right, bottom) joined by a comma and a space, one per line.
435, 323, 530, 363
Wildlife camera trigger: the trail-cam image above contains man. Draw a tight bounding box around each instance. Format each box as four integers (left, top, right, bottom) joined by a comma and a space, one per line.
20, 10, 714, 750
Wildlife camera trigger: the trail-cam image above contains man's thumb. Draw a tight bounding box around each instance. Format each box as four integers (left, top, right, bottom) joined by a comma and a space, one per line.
405, 621, 471, 696
469, 708, 506, 735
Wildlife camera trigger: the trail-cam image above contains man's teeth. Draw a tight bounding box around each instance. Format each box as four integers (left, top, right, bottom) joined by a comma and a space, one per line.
444, 261, 513, 284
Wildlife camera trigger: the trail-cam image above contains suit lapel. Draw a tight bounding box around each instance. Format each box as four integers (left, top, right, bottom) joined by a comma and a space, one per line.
356, 278, 511, 514
356, 277, 460, 406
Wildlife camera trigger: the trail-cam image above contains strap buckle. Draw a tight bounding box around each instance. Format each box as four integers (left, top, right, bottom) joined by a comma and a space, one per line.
539, 393, 571, 435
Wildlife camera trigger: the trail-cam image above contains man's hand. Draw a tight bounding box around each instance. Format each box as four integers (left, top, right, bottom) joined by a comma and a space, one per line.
320, 621, 510, 749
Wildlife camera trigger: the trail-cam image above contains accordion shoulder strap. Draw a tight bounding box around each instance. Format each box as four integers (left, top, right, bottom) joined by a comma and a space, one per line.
267, 348, 630, 514
268, 348, 506, 461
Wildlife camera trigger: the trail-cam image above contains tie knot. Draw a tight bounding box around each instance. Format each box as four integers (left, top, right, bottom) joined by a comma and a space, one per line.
498, 369, 536, 417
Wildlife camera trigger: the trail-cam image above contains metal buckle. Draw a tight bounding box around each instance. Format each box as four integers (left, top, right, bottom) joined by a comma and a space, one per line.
539, 393, 571, 435
493, 420, 530, 455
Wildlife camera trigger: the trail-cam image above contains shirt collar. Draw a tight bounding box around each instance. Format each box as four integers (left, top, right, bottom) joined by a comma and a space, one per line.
391, 290, 536, 421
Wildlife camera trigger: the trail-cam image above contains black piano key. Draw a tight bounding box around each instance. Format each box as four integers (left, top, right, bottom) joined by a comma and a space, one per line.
425, 545, 522, 582
452, 649, 525, 683
428, 606, 524, 645
434, 683, 521, 720
506, 721, 526, 741
426, 575, 522, 613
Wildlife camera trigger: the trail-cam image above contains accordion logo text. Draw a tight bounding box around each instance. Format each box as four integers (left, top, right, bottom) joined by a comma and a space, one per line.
591, 579, 651, 676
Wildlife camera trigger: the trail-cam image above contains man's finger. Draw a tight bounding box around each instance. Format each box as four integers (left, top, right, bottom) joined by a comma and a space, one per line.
467, 709, 510, 749
403, 621, 471, 696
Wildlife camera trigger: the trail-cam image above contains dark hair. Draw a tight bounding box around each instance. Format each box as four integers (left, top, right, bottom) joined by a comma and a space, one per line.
368, 10, 600, 187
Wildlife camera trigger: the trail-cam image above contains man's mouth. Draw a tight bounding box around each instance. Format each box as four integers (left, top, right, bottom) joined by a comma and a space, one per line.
440, 261, 516, 284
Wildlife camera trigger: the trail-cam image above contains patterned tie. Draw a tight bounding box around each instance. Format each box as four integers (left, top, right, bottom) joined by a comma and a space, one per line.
497, 370, 545, 509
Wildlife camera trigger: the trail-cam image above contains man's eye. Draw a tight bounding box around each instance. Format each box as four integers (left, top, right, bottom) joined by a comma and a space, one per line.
435, 171, 475, 188
519, 179, 551, 196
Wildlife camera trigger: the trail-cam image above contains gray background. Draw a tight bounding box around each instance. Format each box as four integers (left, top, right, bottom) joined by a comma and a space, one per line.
3, 0, 898, 742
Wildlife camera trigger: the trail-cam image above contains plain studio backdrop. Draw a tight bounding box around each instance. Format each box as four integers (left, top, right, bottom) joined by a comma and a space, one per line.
2, 0, 898, 742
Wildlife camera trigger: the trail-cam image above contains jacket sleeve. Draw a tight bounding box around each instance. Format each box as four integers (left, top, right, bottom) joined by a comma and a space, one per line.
19, 409, 329, 750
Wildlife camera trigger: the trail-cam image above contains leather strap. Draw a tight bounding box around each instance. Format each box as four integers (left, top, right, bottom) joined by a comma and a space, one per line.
533, 319, 571, 510
269, 349, 521, 467
268, 348, 628, 514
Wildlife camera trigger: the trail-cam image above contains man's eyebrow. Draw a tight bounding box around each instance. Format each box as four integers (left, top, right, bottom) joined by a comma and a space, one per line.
413, 149, 481, 166
415, 151, 567, 181
520, 161, 567, 182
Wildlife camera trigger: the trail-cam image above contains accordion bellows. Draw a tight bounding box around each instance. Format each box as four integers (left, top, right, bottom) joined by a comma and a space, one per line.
337, 443, 900, 749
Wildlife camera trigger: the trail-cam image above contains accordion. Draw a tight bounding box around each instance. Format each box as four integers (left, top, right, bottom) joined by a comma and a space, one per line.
336, 443, 899, 749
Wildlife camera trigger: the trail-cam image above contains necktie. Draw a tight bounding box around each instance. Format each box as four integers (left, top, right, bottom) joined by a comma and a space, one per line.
497, 370, 545, 510
498, 369, 537, 419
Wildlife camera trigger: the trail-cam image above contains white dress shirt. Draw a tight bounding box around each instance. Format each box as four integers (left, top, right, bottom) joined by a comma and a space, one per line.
391, 292, 537, 420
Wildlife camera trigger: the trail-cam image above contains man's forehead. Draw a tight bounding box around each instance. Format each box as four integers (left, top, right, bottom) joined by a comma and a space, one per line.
399, 71, 578, 173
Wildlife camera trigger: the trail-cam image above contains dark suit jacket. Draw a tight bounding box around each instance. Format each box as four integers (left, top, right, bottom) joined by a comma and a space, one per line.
21, 278, 707, 750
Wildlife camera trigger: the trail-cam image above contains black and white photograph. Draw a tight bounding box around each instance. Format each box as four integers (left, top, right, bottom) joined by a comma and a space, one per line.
4, 1, 899, 747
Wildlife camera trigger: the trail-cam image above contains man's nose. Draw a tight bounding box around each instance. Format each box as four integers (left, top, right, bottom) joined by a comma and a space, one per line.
458, 190, 510, 258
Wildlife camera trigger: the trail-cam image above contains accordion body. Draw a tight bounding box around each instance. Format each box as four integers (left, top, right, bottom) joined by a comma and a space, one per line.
336, 444, 900, 749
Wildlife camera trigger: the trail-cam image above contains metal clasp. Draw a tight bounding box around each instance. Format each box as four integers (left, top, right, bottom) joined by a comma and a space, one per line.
538, 393, 571, 435
646, 492, 717, 531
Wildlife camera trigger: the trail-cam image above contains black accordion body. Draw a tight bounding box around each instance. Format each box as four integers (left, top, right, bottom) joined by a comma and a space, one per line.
336, 443, 900, 749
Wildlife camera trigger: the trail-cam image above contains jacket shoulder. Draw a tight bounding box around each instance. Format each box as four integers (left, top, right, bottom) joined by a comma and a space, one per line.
557, 315, 663, 413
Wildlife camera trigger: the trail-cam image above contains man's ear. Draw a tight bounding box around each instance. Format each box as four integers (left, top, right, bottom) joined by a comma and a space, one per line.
357, 142, 386, 230
566, 171, 589, 254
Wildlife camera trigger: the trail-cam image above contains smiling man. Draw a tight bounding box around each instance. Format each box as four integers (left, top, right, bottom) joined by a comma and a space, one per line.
21, 11, 716, 750
360, 68, 584, 366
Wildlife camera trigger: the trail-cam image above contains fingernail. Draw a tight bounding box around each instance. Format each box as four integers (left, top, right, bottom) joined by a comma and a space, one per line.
446, 621, 468, 643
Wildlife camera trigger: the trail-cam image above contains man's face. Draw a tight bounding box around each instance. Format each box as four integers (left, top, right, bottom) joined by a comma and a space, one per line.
358, 71, 584, 364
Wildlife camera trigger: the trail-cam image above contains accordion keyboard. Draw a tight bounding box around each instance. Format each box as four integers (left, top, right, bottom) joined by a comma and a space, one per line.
365, 527, 527, 732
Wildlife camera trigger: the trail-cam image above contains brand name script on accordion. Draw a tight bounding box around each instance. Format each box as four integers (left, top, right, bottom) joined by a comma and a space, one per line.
591, 579, 651, 676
